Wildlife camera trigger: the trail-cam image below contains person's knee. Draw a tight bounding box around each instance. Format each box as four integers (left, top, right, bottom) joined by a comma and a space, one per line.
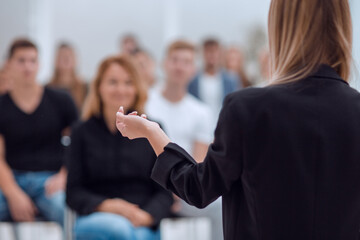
135, 227, 160, 240
37, 191, 65, 225
75, 213, 135, 240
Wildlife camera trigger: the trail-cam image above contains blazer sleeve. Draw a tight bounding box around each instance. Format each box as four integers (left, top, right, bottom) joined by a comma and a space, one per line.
65, 124, 107, 215
151, 93, 244, 208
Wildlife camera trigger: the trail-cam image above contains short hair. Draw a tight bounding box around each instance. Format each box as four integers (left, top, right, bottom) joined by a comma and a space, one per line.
121, 34, 137, 44
166, 40, 196, 56
202, 38, 220, 49
8, 38, 37, 59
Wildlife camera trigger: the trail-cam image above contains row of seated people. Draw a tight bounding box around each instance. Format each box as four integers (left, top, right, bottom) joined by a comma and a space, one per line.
0, 38, 241, 240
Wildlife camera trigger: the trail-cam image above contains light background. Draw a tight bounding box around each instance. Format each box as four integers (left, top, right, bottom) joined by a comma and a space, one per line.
0, 0, 359, 89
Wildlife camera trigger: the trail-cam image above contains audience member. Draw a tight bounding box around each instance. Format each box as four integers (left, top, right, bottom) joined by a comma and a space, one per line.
146, 40, 223, 240
0, 38, 78, 226
66, 56, 173, 240
132, 49, 157, 89
188, 38, 239, 126
48, 43, 87, 111
223, 46, 252, 87
120, 34, 140, 56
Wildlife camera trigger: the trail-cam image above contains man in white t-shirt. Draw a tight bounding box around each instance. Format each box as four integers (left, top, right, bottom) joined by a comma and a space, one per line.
188, 38, 239, 128
146, 40, 223, 240
146, 40, 213, 162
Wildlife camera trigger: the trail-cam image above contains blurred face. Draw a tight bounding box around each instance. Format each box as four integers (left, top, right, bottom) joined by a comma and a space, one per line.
225, 49, 243, 71
203, 45, 221, 69
164, 49, 195, 86
122, 38, 138, 55
99, 63, 137, 112
56, 47, 75, 72
8, 48, 39, 84
133, 52, 156, 87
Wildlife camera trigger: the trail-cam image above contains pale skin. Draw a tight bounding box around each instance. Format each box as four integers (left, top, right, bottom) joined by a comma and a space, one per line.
0, 48, 66, 222
161, 49, 209, 163
203, 44, 222, 76
91, 62, 153, 227
55, 46, 77, 86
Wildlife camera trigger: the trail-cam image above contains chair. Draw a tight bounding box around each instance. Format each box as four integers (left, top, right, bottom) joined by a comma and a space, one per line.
160, 217, 211, 240
63, 207, 77, 240
0, 221, 62, 240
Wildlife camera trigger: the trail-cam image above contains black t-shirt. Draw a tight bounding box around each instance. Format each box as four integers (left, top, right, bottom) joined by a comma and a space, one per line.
0, 87, 78, 171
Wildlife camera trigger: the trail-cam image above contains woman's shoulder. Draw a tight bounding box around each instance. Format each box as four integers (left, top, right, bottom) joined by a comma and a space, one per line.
223, 85, 288, 121
71, 117, 99, 134
226, 86, 281, 105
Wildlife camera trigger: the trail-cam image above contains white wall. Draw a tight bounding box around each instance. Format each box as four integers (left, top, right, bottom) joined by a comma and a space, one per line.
0, 0, 271, 82
2, 0, 359, 86
0, 0, 31, 63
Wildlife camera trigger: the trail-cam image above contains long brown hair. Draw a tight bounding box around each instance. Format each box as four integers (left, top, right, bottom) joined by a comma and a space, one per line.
48, 43, 86, 109
82, 56, 147, 120
223, 47, 252, 87
268, 0, 352, 84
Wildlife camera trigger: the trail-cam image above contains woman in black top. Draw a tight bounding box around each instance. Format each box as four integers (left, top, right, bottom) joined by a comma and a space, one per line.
66, 56, 173, 240
115, 1, 360, 240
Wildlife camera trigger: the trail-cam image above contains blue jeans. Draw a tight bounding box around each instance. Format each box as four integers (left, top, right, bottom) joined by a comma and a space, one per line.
0, 171, 64, 226
75, 212, 160, 240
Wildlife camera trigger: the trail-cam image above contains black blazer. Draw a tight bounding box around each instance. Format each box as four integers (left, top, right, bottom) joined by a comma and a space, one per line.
151, 65, 360, 240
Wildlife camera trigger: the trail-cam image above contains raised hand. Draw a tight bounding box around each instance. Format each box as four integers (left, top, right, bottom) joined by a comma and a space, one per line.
116, 106, 171, 156
116, 106, 157, 140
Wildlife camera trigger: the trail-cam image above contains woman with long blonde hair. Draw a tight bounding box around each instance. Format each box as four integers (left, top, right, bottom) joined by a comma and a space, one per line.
48, 43, 87, 111
66, 56, 173, 240
115, 0, 360, 239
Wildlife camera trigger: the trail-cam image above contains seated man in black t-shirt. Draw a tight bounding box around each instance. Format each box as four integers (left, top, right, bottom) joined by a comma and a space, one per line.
0, 38, 78, 226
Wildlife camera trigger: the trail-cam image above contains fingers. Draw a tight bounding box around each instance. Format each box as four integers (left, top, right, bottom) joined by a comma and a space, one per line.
11, 202, 37, 222
129, 111, 138, 115
141, 114, 147, 119
118, 106, 124, 114
45, 184, 52, 196
45, 177, 57, 197
116, 111, 125, 124
45, 178, 53, 196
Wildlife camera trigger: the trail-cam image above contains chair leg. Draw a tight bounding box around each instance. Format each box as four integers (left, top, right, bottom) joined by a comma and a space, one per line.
10, 223, 20, 240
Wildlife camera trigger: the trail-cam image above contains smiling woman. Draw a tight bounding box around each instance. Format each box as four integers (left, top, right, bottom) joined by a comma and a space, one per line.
82, 56, 147, 121
66, 56, 173, 240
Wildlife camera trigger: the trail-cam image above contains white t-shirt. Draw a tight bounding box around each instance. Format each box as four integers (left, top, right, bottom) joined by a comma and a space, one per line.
146, 89, 223, 240
145, 89, 213, 154
199, 73, 223, 128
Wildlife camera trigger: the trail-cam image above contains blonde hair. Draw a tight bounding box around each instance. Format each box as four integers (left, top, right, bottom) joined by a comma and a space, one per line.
268, 0, 352, 84
82, 56, 147, 120
166, 40, 196, 56
48, 43, 86, 109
